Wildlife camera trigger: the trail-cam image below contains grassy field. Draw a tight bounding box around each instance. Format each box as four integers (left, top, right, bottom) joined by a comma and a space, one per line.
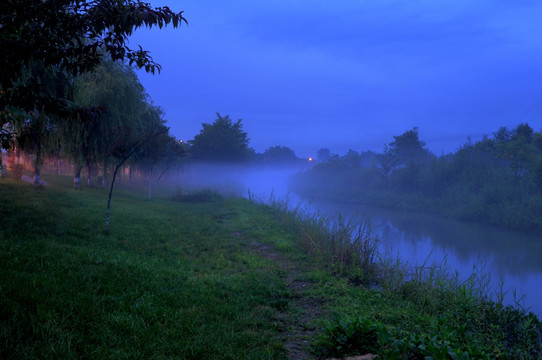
1, 175, 541, 359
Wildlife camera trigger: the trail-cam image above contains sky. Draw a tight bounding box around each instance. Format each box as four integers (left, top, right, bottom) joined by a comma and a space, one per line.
129, 0, 542, 158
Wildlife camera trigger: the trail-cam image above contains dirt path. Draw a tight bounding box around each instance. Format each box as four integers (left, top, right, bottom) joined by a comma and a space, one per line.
251, 241, 323, 359
250, 241, 378, 360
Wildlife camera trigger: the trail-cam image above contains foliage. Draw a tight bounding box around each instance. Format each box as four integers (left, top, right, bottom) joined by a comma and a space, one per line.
190, 113, 255, 162
1, 1, 186, 189
1, 125, 13, 151
0, 0, 186, 118
317, 314, 379, 357
292, 123, 542, 234
68, 58, 183, 188
315, 307, 541, 360
317, 148, 331, 162
262, 145, 300, 165
389, 127, 432, 168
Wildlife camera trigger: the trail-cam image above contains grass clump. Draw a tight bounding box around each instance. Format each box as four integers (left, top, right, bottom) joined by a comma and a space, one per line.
256, 193, 379, 283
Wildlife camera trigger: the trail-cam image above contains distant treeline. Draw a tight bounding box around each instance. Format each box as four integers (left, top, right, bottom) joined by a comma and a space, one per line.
291, 124, 542, 234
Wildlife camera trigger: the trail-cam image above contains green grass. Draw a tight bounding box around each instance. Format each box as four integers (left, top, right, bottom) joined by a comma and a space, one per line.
0, 178, 292, 359
1, 176, 541, 359
256, 192, 542, 359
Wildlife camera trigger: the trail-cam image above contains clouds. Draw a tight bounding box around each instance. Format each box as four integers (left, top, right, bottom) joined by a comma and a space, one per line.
130, 0, 542, 156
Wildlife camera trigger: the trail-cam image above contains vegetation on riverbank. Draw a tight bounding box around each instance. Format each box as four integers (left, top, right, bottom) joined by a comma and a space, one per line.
1, 175, 541, 359
291, 124, 542, 234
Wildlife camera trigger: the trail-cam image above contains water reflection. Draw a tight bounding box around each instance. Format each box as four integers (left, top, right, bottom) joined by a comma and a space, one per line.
309, 199, 542, 317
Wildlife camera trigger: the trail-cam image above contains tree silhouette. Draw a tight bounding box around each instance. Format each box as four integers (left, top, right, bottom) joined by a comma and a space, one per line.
190, 113, 255, 162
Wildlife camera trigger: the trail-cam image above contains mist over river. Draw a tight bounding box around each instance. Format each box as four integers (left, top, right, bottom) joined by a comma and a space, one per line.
180, 165, 542, 318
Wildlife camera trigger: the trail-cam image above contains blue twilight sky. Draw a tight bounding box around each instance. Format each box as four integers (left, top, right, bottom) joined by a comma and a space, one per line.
129, 0, 542, 158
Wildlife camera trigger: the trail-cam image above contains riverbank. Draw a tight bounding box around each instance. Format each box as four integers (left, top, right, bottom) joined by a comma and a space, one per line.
290, 150, 542, 236
1, 176, 541, 359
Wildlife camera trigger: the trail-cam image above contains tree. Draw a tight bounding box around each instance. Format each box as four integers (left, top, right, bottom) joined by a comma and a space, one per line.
377, 144, 398, 176
0, 0, 187, 119
131, 105, 187, 200
136, 125, 185, 200
388, 127, 431, 168
104, 107, 168, 232
341, 149, 362, 167
262, 146, 299, 165
507, 123, 535, 178
317, 148, 331, 162
1, 121, 15, 177
69, 59, 150, 187
13, 111, 49, 185
190, 113, 255, 162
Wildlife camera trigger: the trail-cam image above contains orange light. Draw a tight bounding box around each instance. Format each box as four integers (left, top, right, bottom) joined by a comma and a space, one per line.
308, 157, 313, 162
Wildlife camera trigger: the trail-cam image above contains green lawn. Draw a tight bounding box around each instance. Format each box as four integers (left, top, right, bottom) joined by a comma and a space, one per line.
1, 176, 541, 359
1, 178, 296, 359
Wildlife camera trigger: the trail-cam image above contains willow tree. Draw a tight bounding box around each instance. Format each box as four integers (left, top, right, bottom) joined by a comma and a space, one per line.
0, 0, 187, 172
69, 59, 150, 187
72, 59, 168, 230
9, 64, 72, 185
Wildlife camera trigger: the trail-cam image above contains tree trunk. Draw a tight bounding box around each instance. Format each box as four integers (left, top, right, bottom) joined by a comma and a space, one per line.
148, 165, 153, 201
105, 163, 122, 232
33, 137, 41, 186
56, 142, 61, 176
129, 165, 136, 184
74, 164, 83, 188
86, 159, 92, 186
102, 160, 109, 187
156, 166, 170, 183
104, 125, 167, 232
